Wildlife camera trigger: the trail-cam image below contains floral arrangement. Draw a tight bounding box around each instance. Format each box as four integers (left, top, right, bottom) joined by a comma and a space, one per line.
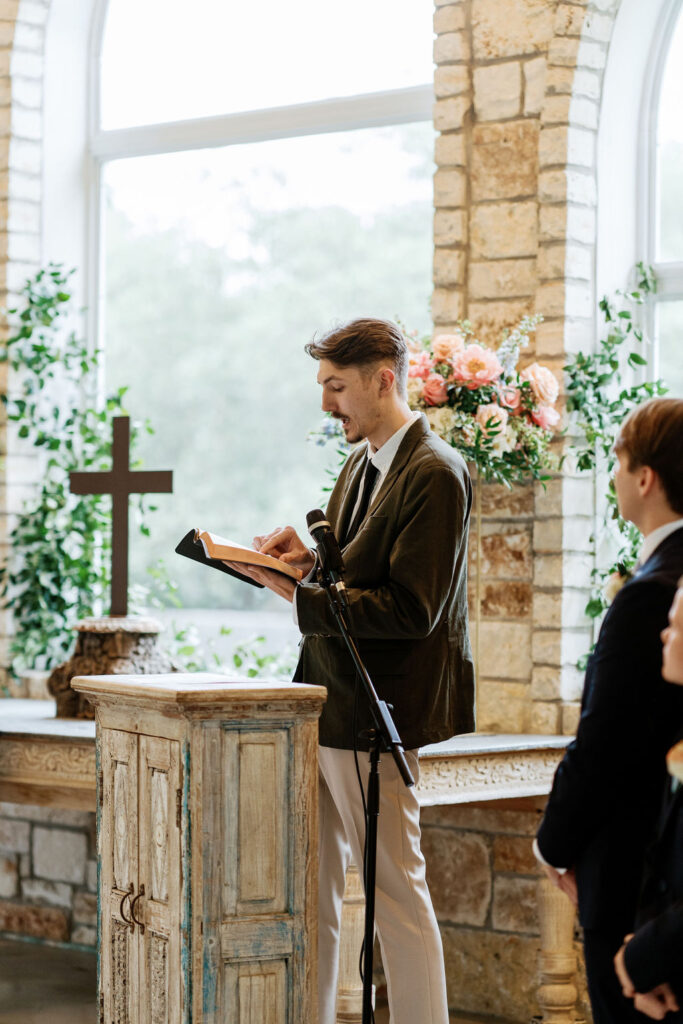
404, 315, 560, 486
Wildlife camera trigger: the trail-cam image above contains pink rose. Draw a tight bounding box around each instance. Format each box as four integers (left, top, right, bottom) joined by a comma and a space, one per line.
422, 373, 449, 406
408, 351, 433, 380
432, 333, 466, 362
451, 344, 504, 390
498, 385, 523, 414
475, 403, 508, 435
520, 362, 559, 406
531, 404, 561, 430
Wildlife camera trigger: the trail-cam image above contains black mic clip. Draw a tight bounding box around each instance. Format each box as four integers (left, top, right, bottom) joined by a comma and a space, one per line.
306, 508, 349, 612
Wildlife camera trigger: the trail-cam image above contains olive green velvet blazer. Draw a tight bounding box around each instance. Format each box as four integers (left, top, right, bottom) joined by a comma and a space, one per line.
294, 413, 475, 750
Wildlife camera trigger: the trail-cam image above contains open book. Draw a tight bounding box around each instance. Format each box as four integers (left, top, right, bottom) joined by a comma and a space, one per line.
175, 528, 302, 589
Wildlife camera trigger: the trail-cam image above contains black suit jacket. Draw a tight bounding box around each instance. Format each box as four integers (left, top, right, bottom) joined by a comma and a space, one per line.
536, 527, 683, 931
624, 734, 683, 1000
294, 414, 475, 751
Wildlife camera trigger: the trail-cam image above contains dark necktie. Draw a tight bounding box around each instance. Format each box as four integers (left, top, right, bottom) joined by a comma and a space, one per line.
344, 457, 380, 544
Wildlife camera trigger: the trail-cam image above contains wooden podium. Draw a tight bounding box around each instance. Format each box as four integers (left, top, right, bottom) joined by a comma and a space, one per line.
72, 672, 326, 1024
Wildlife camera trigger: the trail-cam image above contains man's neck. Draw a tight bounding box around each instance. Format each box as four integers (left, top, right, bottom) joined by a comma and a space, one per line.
639, 508, 683, 538
366, 403, 415, 452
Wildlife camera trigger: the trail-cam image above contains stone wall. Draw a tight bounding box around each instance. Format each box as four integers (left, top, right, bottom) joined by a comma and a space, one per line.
0, 801, 96, 947
433, 0, 622, 732
422, 798, 590, 1021
0, 0, 47, 674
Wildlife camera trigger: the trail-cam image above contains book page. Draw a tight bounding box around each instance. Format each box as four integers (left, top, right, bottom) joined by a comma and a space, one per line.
194, 529, 302, 581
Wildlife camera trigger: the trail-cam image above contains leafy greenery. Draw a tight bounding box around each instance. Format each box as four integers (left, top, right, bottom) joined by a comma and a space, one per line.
0, 265, 150, 673
564, 262, 667, 637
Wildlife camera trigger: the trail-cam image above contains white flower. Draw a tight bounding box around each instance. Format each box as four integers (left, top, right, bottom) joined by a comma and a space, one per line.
407, 377, 425, 405
426, 406, 458, 438
602, 570, 631, 604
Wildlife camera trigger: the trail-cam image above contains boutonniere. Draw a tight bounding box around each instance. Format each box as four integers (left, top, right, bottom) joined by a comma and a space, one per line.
602, 565, 633, 605
667, 741, 683, 786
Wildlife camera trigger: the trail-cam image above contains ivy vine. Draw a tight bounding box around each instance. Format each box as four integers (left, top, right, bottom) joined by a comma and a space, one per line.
0, 265, 151, 674
564, 262, 667, 638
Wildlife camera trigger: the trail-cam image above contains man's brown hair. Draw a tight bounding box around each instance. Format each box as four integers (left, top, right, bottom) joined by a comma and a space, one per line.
305, 318, 408, 396
615, 397, 683, 514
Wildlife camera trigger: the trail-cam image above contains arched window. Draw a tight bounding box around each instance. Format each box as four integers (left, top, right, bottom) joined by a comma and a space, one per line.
89, 0, 435, 617
646, 0, 683, 395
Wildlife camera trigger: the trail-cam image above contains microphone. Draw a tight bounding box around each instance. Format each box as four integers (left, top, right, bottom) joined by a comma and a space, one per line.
306, 509, 348, 609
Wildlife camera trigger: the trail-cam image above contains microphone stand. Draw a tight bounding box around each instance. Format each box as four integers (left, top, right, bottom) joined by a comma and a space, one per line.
316, 567, 414, 1024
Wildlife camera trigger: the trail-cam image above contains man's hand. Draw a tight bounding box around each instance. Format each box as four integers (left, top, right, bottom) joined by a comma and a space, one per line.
615, 937, 680, 1020
614, 938, 636, 998
557, 867, 578, 906
634, 986, 679, 1020
223, 561, 297, 603
254, 526, 315, 576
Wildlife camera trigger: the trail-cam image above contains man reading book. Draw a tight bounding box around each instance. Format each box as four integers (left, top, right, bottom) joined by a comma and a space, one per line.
232, 317, 474, 1024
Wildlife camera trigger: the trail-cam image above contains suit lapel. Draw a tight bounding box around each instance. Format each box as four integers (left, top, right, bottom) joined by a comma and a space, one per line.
330, 447, 367, 540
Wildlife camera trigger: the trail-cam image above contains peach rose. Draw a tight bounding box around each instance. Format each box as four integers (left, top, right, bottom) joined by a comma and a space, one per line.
531, 404, 561, 430
498, 385, 523, 414
520, 362, 559, 406
451, 344, 504, 390
475, 403, 509, 435
422, 373, 449, 406
432, 333, 466, 362
408, 351, 433, 380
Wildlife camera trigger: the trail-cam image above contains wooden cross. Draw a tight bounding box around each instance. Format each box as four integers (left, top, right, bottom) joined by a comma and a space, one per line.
70, 416, 173, 617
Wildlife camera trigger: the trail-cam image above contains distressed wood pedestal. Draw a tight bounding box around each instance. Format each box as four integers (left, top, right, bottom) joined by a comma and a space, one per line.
70, 673, 326, 1024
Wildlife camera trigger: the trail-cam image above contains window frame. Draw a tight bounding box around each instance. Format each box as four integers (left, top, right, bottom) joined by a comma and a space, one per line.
87, 0, 433, 376
640, 0, 683, 380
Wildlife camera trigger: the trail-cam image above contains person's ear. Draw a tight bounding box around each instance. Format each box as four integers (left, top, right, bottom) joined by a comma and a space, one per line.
638, 465, 657, 497
378, 367, 395, 394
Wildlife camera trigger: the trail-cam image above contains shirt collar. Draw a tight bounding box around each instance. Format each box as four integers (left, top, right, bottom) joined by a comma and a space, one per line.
367, 411, 421, 477
639, 519, 683, 566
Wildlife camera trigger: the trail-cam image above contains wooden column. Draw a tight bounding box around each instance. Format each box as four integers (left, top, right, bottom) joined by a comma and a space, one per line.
335, 863, 366, 1023
72, 672, 326, 1024
536, 877, 579, 1023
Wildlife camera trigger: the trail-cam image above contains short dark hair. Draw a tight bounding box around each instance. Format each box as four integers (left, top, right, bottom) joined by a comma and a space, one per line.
305, 318, 408, 396
614, 397, 683, 514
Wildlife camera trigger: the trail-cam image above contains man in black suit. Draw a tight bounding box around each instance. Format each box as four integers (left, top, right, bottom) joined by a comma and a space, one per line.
535, 397, 683, 1024
614, 581, 683, 1020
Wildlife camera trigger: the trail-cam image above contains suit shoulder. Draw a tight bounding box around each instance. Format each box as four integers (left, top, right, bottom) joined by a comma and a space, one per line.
411, 429, 470, 480
603, 574, 677, 631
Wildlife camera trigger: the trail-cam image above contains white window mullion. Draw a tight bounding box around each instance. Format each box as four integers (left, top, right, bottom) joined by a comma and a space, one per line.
90, 84, 433, 162
652, 262, 683, 300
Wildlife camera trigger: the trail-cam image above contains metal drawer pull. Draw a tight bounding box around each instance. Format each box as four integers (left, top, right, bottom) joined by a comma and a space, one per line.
119, 883, 134, 932
130, 884, 145, 934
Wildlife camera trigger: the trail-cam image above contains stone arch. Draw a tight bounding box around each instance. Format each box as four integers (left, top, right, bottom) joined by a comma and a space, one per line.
531, 0, 626, 733
0, 0, 52, 671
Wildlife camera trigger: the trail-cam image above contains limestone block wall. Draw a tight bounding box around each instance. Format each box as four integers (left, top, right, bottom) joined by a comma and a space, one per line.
0, 0, 46, 675
434, 0, 622, 732
0, 801, 97, 947
421, 799, 591, 1021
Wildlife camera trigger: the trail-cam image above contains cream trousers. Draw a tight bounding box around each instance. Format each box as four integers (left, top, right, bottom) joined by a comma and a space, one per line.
317, 745, 449, 1024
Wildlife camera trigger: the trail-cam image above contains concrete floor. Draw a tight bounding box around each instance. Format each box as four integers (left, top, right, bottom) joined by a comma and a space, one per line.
0, 939, 506, 1023
0, 939, 96, 1024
